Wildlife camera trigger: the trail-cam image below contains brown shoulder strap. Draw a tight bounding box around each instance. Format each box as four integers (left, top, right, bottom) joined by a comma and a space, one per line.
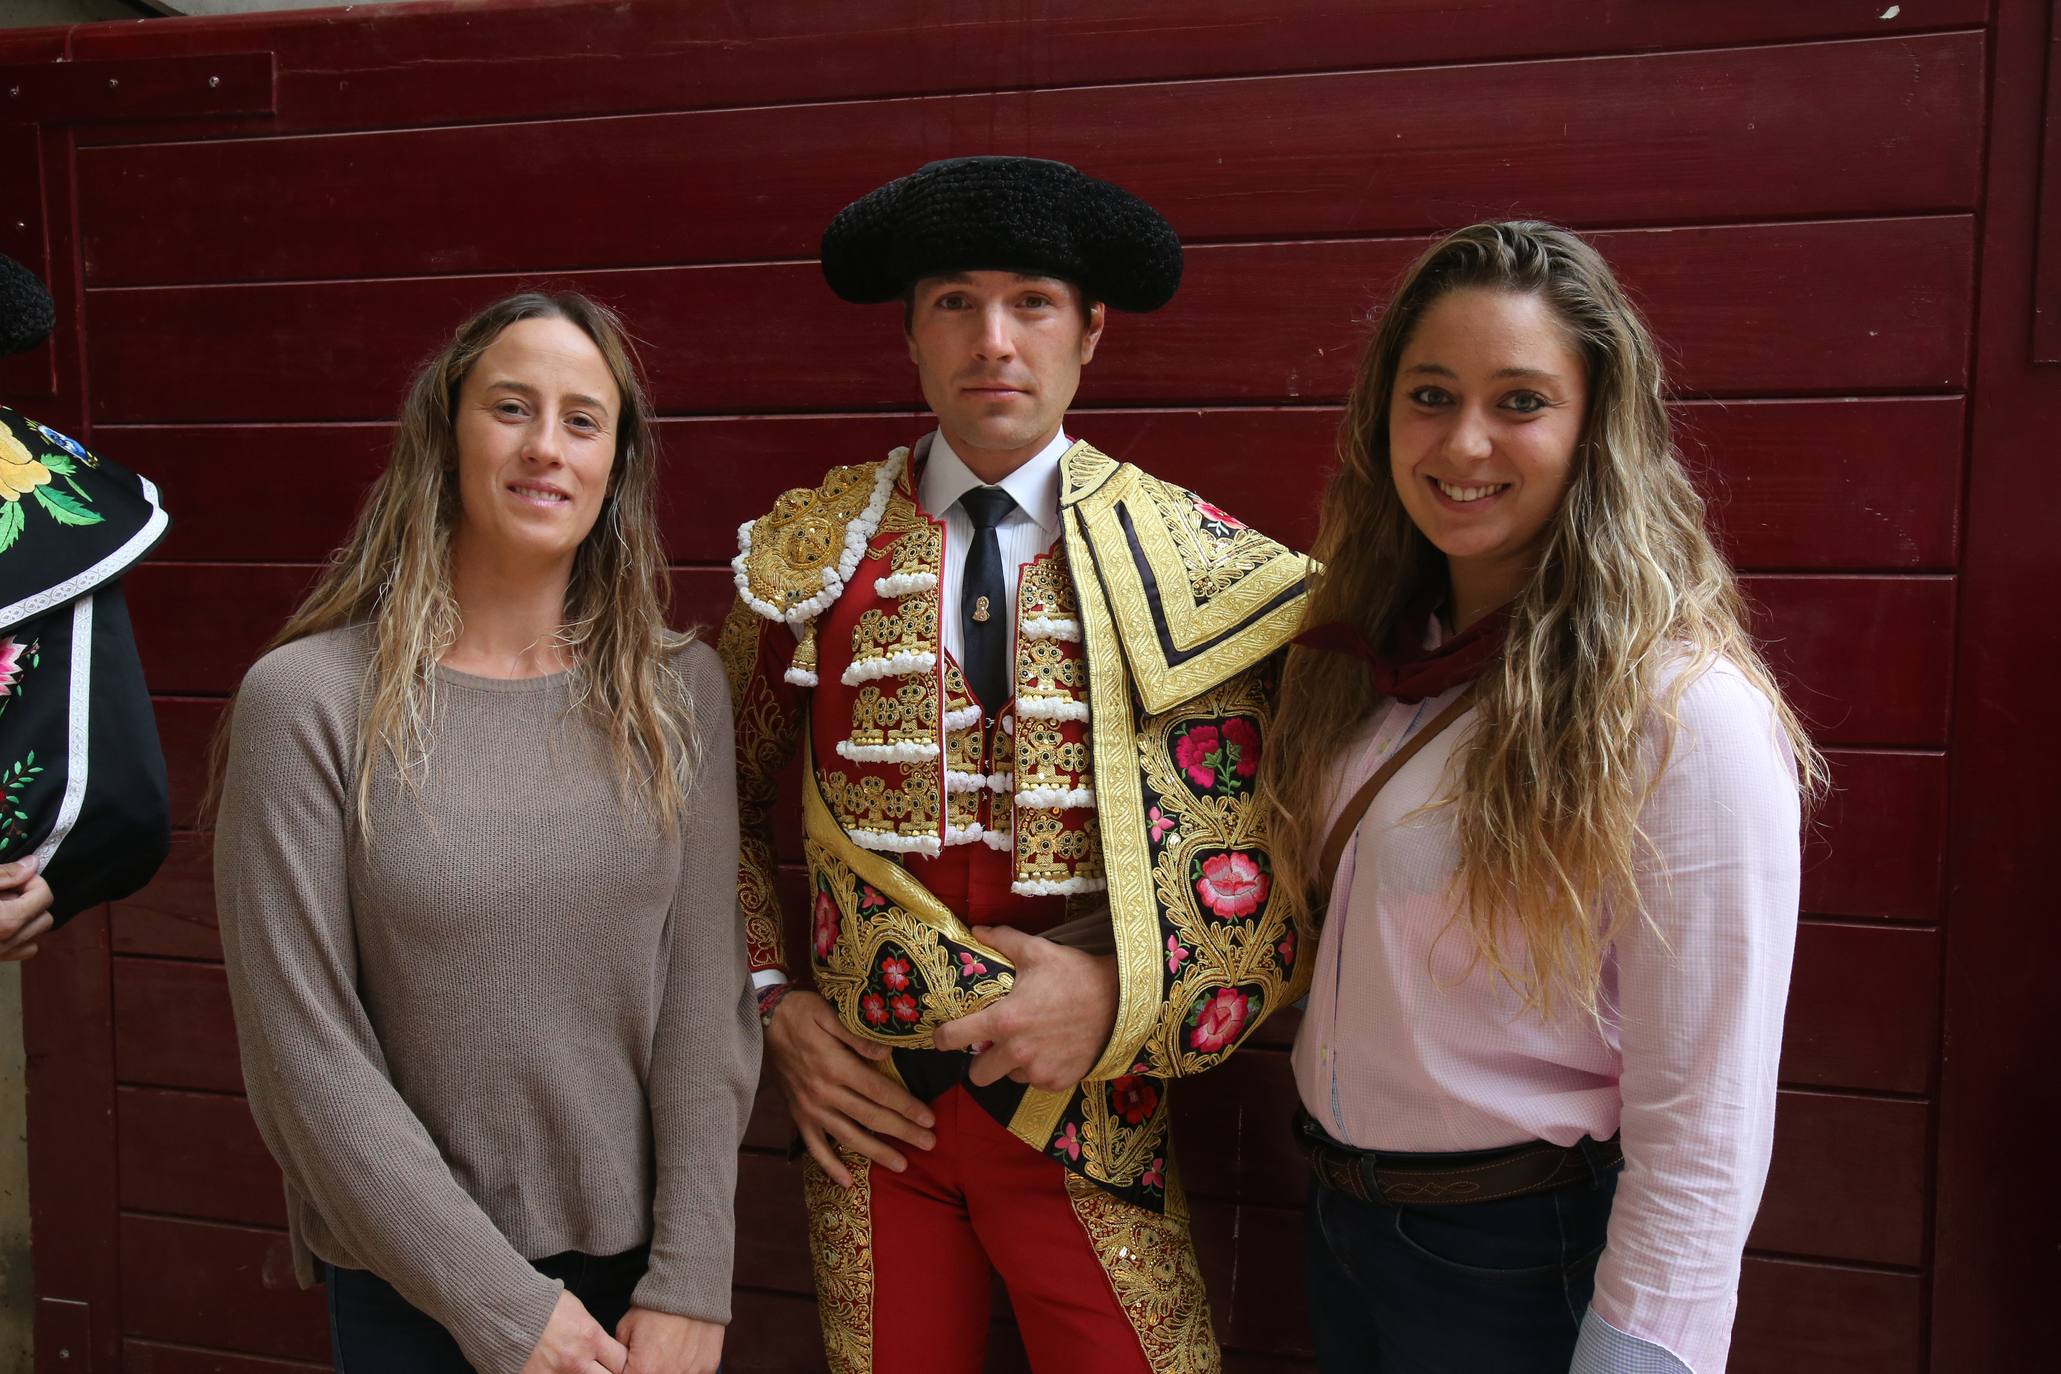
1315, 685, 1479, 902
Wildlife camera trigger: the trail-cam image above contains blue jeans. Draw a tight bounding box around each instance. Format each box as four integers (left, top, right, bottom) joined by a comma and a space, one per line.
326, 1245, 648, 1373
1303, 1143, 1619, 1373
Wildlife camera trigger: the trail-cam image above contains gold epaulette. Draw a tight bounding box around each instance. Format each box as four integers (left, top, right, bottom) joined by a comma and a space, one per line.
731, 449, 907, 626
1059, 443, 1311, 714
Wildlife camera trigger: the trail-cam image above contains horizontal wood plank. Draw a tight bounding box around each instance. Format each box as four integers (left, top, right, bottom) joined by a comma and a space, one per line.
117, 394, 1963, 574
122, 1339, 328, 1374
1747, 575, 1954, 747
47, 1, 1989, 143
118, 1086, 286, 1230
1805, 750, 1949, 922
1751, 1091, 1929, 1268
1734, 1258, 1922, 1374
79, 35, 1983, 287
1783, 923, 1941, 1095
113, 958, 242, 1095
83, 218, 1975, 425
723, 1289, 836, 1373
118, 1214, 329, 1364
113, 830, 223, 961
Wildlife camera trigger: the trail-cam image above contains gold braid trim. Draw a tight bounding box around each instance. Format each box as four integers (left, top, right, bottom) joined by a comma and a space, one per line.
1063, 1170, 1222, 1374
803, 1153, 874, 1374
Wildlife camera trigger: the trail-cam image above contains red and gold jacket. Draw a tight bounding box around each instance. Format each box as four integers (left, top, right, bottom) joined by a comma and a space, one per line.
718, 438, 1313, 1211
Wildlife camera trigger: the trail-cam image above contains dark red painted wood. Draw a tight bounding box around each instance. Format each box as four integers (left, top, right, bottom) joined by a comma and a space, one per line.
122, 1341, 326, 1374
111, 832, 220, 962
152, 699, 223, 833
116, 1087, 285, 1230
116, 1215, 327, 1364
1751, 1091, 1929, 1268
1735, 1260, 1923, 1373
1747, 576, 1955, 747
2032, 9, 2061, 363
0, 123, 53, 402
111, 958, 242, 1095
77, 35, 1984, 288
1805, 750, 1948, 921
1933, 0, 2061, 1362
1782, 923, 1941, 1095
39, 0, 1988, 144
722, 1290, 837, 1373
117, 395, 1963, 573
82, 218, 1975, 425
0, 51, 272, 127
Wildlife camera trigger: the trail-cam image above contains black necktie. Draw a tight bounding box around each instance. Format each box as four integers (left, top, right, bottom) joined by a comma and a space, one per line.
958, 486, 1016, 715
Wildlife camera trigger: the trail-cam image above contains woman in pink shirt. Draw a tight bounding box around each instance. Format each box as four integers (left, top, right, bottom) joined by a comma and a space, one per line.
1261, 221, 1822, 1373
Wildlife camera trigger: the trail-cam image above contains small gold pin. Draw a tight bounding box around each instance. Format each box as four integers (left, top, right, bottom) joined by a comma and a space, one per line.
972, 595, 992, 623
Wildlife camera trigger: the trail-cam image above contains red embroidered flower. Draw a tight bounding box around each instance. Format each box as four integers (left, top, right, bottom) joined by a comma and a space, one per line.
811, 891, 840, 960
880, 955, 912, 991
1110, 1074, 1160, 1125
1142, 1155, 1166, 1190
1053, 1122, 1083, 1161
1195, 851, 1270, 918
1222, 716, 1261, 779
1193, 498, 1245, 531
1174, 724, 1223, 788
1166, 933, 1191, 976
957, 951, 988, 978
1276, 927, 1297, 967
860, 993, 889, 1026
857, 883, 888, 913
1188, 987, 1251, 1054
890, 992, 920, 1024
1148, 805, 1177, 845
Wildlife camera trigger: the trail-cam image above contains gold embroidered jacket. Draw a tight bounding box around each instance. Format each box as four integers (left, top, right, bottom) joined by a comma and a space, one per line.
719, 440, 1315, 1209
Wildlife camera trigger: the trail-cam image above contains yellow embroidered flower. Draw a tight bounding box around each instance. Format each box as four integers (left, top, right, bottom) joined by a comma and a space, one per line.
0, 430, 51, 503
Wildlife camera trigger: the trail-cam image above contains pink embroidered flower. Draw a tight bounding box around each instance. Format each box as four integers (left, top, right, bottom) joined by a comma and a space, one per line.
890, 992, 920, 1024
1188, 987, 1252, 1054
857, 884, 888, 912
958, 951, 989, 978
1195, 851, 1270, 919
1053, 1122, 1083, 1161
1193, 498, 1245, 531
860, 992, 889, 1026
1142, 1156, 1166, 1190
1221, 716, 1261, 780
1174, 724, 1223, 788
1148, 805, 1177, 845
1276, 928, 1297, 967
811, 891, 840, 960
0, 638, 22, 697
1110, 1074, 1160, 1126
880, 955, 912, 991
1166, 933, 1191, 976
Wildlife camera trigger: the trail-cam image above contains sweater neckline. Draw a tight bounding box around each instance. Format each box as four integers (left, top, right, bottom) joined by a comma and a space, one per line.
432, 661, 573, 694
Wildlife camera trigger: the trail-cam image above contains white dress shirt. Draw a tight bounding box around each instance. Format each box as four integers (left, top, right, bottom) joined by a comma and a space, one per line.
917, 428, 1068, 670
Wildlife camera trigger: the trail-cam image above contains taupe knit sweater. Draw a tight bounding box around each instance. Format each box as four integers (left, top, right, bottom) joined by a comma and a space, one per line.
215, 626, 759, 1374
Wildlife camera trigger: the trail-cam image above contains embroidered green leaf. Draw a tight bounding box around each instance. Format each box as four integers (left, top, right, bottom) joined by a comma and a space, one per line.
38, 450, 75, 477
0, 500, 23, 553
31, 484, 101, 526
64, 475, 90, 502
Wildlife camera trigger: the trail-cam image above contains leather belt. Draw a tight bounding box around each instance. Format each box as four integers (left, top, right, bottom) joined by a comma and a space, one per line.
1292, 1109, 1623, 1207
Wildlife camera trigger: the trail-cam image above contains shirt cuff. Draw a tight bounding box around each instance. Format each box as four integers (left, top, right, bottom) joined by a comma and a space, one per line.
1571, 1308, 1695, 1374
750, 968, 789, 990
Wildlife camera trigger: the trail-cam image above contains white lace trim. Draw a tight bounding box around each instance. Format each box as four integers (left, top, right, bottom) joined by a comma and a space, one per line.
982, 829, 1016, 852
941, 704, 984, 733
874, 570, 939, 598
841, 649, 937, 686
733, 449, 905, 625
1015, 785, 1096, 810
945, 770, 988, 794
1016, 697, 1090, 722
848, 829, 943, 857
1020, 616, 1082, 642
783, 666, 820, 687
836, 739, 942, 763
1011, 876, 1108, 897
986, 771, 1014, 793
943, 822, 987, 847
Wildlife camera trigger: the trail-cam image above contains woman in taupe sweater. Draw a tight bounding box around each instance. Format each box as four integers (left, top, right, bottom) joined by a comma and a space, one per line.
214, 293, 758, 1374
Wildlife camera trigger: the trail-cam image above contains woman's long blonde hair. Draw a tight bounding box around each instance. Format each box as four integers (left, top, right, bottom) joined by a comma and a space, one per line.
1261, 221, 1823, 1016
212, 291, 697, 835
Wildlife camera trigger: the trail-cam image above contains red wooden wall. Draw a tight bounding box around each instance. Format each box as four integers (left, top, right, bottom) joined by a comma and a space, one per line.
2, 0, 2053, 1370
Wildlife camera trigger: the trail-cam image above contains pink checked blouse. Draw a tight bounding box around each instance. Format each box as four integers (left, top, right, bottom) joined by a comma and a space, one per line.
1293, 653, 1802, 1373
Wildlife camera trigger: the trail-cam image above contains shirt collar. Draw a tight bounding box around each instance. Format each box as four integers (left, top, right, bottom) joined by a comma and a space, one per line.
919, 428, 1068, 536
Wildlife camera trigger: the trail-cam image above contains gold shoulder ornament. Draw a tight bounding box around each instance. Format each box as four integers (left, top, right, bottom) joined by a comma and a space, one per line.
732, 449, 907, 627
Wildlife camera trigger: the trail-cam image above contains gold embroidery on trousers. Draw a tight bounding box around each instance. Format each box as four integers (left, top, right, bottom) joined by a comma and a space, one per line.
803, 1152, 874, 1374
1064, 1171, 1221, 1374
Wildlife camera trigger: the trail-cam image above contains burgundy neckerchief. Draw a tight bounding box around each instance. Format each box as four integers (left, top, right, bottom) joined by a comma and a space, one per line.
1294, 598, 1514, 704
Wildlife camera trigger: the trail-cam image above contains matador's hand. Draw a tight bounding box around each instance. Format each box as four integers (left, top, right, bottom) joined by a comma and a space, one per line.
767, 988, 936, 1187
934, 927, 1119, 1093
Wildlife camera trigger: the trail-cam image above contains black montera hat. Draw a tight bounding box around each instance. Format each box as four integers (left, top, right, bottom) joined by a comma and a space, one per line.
0, 254, 55, 358
820, 156, 1183, 313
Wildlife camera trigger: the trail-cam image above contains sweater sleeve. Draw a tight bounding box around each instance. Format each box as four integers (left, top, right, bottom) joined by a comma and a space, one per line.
213, 645, 561, 1374
1585, 662, 1802, 1373
632, 641, 762, 1321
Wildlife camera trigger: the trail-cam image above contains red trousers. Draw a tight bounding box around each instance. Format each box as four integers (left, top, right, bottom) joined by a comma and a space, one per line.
802, 1085, 1218, 1374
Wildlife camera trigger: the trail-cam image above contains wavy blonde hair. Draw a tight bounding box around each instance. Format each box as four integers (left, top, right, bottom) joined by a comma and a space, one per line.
1261, 221, 1823, 1016
212, 291, 696, 835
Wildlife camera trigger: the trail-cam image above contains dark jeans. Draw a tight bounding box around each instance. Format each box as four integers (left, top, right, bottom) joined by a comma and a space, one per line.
1303, 1140, 1619, 1374
326, 1245, 648, 1373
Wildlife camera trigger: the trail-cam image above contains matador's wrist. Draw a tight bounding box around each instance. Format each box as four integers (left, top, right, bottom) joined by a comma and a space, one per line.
756, 981, 791, 1030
